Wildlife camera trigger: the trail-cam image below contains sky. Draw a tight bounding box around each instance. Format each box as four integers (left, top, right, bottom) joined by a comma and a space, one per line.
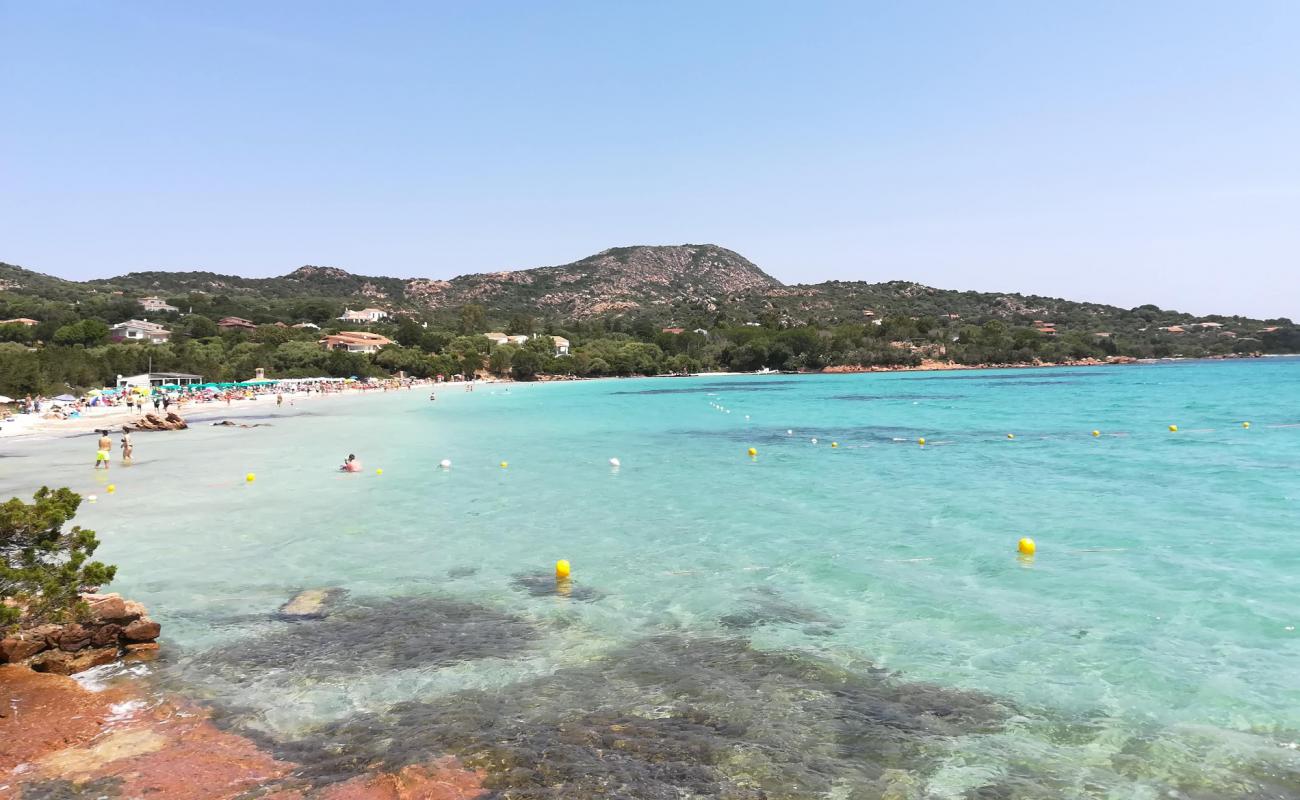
2, 1, 1298, 319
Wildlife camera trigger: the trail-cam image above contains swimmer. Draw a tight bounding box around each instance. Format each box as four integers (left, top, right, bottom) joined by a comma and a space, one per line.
94, 430, 112, 470
340, 453, 362, 472
276, 393, 284, 407
120, 427, 133, 464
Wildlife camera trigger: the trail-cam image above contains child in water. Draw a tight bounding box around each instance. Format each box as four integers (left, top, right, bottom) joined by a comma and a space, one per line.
340, 454, 361, 472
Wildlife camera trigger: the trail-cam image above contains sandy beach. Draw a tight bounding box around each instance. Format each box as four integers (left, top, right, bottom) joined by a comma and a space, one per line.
0, 384, 431, 441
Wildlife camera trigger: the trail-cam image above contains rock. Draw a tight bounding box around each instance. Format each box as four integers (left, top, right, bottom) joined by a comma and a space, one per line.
123, 618, 161, 642
277, 588, 340, 620
32, 646, 121, 675
91, 623, 123, 647
70, 646, 122, 673
25, 623, 64, 649
86, 593, 135, 622
56, 624, 92, 652
123, 599, 148, 620
30, 649, 73, 674
1, 635, 47, 663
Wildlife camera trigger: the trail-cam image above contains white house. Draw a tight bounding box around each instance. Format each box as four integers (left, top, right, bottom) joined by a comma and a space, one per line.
483, 332, 529, 346
138, 296, 179, 313
319, 331, 393, 353
116, 371, 202, 389
551, 336, 570, 356
109, 319, 171, 344
338, 308, 389, 323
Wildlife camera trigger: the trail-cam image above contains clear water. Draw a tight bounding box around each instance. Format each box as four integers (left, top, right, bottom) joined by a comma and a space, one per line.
4, 360, 1299, 797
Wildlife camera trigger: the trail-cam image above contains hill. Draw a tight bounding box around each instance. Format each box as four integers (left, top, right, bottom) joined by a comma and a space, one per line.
45, 244, 779, 319
1, 244, 1294, 352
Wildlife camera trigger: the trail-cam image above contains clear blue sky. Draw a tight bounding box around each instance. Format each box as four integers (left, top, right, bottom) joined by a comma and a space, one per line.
3, 1, 1297, 318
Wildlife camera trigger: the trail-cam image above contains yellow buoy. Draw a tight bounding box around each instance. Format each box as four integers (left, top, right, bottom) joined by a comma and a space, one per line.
500, 461, 509, 469
831, 441, 838, 448
918, 437, 926, 446
1006, 433, 1014, 439
555, 559, 571, 580
376, 468, 383, 475
1168, 424, 1178, 432
1018, 537, 1036, 556
1242, 421, 1250, 429
1092, 430, 1101, 437
747, 447, 757, 457
245, 473, 255, 483
106, 484, 116, 494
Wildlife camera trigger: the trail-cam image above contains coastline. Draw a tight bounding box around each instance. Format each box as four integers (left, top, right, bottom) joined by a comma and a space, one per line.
4, 354, 1266, 442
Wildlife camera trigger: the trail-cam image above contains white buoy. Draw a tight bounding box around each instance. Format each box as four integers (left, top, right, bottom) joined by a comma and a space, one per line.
811, 438, 818, 444
744, 415, 750, 420
439, 459, 452, 469
787, 430, 793, 435
609, 457, 621, 467
86, 495, 98, 502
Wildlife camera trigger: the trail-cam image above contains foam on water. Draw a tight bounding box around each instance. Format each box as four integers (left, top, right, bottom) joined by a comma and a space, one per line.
3, 359, 1299, 796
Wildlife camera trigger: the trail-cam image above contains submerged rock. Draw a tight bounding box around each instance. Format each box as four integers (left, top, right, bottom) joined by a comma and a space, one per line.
257, 633, 1012, 797
510, 573, 604, 602
718, 586, 840, 635
199, 595, 539, 681
277, 587, 344, 621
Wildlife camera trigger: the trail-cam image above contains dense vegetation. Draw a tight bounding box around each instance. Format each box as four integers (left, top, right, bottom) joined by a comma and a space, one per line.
1, 249, 1296, 397
1, 488, 116, 627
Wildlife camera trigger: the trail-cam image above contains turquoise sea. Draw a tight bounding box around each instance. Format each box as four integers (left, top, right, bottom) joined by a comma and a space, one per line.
3, 359, 1299, 798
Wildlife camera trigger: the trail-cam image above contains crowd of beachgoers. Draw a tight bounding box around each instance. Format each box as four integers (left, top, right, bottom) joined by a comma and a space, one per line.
0, 376, 441, 439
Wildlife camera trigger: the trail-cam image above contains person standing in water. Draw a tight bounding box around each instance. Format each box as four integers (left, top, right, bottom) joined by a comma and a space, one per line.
94, 430, 112, 469
276, 392, 284, 407
120, 427, 133, 464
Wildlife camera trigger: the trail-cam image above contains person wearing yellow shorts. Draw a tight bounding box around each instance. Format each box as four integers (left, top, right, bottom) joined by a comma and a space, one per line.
95, 430, 112, 470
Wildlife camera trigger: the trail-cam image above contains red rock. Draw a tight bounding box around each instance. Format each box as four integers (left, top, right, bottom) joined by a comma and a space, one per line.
123, 599, 148, 619
30, 649, 74, 674
91, 622, 123, 647
86, 593, 132, 622
56, 623, 92, 652
1, 666, 298, 799
30, 646, 119, 675
0, 635, 47, 663
123, 618, 162, 642
0, 666, 136, 767
317, 758, 487, 800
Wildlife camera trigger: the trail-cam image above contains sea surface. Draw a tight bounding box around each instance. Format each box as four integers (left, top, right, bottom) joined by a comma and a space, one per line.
3, 359, 1299, 798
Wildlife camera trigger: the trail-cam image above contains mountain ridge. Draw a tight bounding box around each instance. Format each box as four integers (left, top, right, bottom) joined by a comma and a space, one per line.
1, 244, 1293, 331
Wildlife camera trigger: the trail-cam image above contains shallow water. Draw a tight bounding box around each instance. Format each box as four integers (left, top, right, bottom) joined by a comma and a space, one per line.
3, 360, 1299, 797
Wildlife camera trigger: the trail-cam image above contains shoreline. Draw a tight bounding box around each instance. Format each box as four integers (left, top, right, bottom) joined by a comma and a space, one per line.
4, 354, 1279, 442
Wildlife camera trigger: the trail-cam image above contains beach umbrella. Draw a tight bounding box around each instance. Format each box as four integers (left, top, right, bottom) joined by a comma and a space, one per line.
0, 395, 14, 403
54, 393, 77, 402
86, 389, 103, 396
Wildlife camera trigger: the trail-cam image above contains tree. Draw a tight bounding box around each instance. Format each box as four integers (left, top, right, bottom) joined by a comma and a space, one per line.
488, 345, 515, 376
52, 319, 109, 347
186, 315, 218, 339
1, 487, 116, 627
459, 304, 487, 335
506, 314, 536, 336
394, 318, 425, 348
511, 347, 544, 380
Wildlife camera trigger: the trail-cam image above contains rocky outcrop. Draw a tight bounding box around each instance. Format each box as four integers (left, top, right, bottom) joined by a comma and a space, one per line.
0, 593, 161, 675
0, 666, 487, 799
128, 411, 188, 431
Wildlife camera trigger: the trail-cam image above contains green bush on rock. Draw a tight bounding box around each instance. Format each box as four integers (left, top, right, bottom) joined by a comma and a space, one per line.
0, 487, 116, 628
